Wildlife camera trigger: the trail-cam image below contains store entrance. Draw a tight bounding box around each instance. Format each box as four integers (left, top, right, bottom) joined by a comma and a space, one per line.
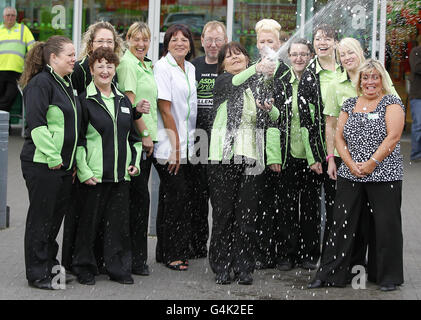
385, 0, 420, 131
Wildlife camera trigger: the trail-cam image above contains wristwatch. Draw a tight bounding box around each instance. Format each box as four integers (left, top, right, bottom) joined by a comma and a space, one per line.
141, 130, 150, 138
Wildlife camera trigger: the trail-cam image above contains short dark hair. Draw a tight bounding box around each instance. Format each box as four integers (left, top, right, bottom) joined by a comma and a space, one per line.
313, 24, 338, 41
163, 24, 195, 61
88, 47, 120, 69
217, 42, 250, 75
288, 38, 315, 56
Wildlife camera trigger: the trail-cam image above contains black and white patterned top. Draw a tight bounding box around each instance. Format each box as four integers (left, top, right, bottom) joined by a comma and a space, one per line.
338, 94, 405, 182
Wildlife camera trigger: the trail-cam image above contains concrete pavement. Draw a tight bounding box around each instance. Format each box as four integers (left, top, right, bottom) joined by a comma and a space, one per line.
1, 128, 421, 300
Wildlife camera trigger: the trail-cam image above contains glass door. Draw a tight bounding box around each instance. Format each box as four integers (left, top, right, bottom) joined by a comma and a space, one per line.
233, 0, 298, 61
82, 0, 149, 38
4, 0, 75, 41
158, 0, 228, 59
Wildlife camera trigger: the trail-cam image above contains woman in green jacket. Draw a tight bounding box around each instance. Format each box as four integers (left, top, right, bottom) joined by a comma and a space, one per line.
20, 36, 80, 290
72, 48, 142, 285
208, 42, 279, 285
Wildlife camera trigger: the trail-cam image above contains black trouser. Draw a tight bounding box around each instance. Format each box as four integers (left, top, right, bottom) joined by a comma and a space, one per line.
22, 161, 73, 282
276, 156, 321, 265
62, 180, 105, 273
153, 159, 193, 264
321, 158, 370, 267
129, 155, 152, 269
254, 167, 278, 267
0, 71, 20, 112
315, 178, 404, 287
208, 161, 258, 275
189, 162, 209, 257
72, 182, 132, 279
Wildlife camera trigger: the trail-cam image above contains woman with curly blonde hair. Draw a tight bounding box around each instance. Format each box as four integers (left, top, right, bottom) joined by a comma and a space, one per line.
71, 21, 124, 95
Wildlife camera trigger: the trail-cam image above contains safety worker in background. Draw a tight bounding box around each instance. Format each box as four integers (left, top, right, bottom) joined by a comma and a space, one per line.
0, 6, 35, 113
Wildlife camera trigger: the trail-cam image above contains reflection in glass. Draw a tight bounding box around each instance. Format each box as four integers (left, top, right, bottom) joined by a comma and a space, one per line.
13, 0, 74, 41
82, 0, 149, 38
159, 0, 227, 59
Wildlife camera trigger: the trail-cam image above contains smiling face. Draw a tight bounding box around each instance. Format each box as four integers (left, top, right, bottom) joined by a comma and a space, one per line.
338, 45, 360, 73
168, 30, 190, 62
91, 58, 116, 88
128, 31, 150, 62
313, 30, 335, 58
289, 43, 311, 76
223, 48, 248, 75
92, 28, 115, 53
50, 42, 76, 77
360, 68, 383, 98
257, 30, 281, 54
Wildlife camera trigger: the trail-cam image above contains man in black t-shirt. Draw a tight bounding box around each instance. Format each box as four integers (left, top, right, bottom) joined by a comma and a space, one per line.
189, 21, 227, 259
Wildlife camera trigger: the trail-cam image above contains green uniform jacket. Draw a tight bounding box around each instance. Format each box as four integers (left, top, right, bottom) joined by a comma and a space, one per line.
20, 65, 81, 170
266, 64, 313, 168
297, 57, 342, 165
209, 65, 279, 166
76, 82, 142, 183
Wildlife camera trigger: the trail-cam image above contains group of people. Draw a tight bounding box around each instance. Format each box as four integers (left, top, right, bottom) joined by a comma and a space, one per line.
14, 10, 406, 292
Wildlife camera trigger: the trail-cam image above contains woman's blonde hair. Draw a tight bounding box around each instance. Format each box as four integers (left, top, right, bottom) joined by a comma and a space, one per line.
337, 37, 365, 68
79, 21, 124, 59
126, 21, 151, 41
255, 19, 281, 41
356, 58, 392, 96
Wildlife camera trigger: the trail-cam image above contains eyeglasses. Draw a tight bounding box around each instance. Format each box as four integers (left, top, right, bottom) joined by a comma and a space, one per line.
289, 52, 310, 58
5, 14, 16, 17
93, 40, 114, 45
203, 38, 225, 45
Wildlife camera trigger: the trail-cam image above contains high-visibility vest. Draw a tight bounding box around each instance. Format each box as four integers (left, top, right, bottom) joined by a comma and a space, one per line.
0, 23, 35, 73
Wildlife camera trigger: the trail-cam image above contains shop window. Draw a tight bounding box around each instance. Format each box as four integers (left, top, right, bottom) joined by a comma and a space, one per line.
159, 0, 228, 59
7, 0, 74, 41
82, 0, 149, 38
233, 0, 298, 61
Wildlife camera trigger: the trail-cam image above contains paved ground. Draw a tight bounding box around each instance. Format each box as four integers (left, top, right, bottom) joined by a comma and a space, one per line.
1, 128, 421, 301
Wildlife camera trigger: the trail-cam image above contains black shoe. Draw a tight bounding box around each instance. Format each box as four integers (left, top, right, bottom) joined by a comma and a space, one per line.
215, 272, 231, 285
77, 272, 95, 285
380, 284, 397, 292
307, 279, 327, 289
132, 264, 150, 276
110, 276, 134, 285
276, 261, 294, 271
299, 261, 318, 270
28, 277, 57, 290
237, 273, 253, 285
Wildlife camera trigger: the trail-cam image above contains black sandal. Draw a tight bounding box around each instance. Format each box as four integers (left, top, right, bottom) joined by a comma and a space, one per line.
166, 261, 188, 271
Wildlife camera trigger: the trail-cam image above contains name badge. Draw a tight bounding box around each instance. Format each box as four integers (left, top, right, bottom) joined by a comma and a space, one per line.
367, 113, 379, 120
121, 107, 130, 114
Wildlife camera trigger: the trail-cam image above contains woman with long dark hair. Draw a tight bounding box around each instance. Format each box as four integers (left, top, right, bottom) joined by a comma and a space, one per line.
208, 42, 279, 285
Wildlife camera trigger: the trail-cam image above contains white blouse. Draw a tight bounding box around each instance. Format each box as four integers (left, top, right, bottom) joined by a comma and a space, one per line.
153, 52, 197, 160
